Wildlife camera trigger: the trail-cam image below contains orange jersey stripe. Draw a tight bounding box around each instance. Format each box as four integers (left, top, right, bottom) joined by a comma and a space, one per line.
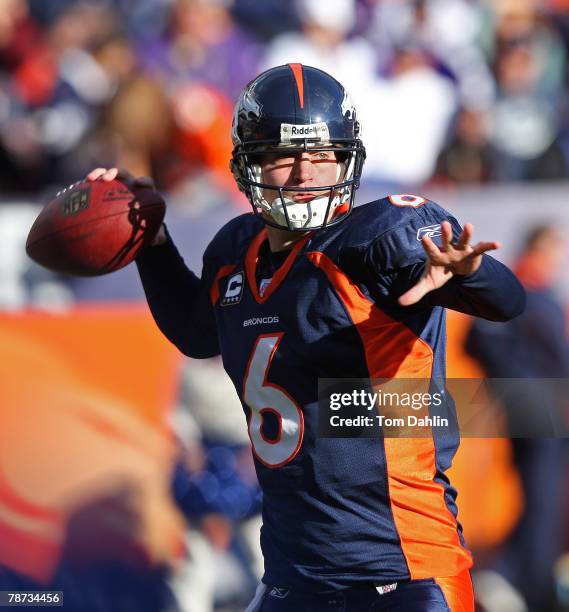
435, 571, 475, 612
307, 251, 473, 579
289, 63, 305, 109
306, 251, 433, 378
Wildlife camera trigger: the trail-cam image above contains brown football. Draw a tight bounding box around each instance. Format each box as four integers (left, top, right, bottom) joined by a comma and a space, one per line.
26, 179, 165, 276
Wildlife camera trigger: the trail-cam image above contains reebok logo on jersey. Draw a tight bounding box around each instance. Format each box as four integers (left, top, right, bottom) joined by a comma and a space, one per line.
221, 272, 244, 306
243, 316, 279, 327
269, 587, 289, 599
417, 224, 442, 241
376, 583, 398, 595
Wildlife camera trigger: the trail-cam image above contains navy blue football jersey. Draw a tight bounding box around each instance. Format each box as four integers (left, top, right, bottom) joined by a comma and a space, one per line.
137, 196, 525, 590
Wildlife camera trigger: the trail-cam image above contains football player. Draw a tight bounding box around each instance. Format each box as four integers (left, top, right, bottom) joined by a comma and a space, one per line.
88, 64, 525, 611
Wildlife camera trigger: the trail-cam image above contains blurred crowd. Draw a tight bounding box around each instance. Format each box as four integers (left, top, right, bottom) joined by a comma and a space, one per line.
169, 357, 264, 612
1, 0, 569, 205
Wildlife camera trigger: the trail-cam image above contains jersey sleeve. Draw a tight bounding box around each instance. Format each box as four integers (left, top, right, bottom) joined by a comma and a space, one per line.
135, 226, 220, 358
364, 199, 526, 321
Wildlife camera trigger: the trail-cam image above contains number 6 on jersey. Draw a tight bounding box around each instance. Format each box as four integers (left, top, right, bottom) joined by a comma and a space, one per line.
244, 333, 304, 468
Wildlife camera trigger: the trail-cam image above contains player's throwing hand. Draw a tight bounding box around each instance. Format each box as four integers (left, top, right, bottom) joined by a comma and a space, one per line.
86, 167, 167, 247
399, 221, 501, 306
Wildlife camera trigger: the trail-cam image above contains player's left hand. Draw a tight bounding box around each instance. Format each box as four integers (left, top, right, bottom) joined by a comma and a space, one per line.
399, 221, 500, 306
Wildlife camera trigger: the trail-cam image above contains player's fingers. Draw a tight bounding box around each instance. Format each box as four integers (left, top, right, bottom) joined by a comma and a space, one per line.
470, 240, 501, 256
456, 223, 473, 249
421, 235, 445, 262
398, 278, 430, 306
86, 168, 108, 181
101, 168, 119, 182
441, 221, 454, 250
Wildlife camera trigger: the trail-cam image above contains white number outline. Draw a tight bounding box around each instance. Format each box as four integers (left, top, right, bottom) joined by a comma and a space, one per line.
243, 333, 304, 468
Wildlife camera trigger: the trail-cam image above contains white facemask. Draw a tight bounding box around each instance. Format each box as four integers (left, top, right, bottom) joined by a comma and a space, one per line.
249, 156, 354, 230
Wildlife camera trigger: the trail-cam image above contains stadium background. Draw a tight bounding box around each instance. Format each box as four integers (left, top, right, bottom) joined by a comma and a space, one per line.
1, 0, 568, 610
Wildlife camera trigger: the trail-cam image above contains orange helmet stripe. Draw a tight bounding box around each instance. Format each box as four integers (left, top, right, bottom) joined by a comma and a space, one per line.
289, 63, 305, 109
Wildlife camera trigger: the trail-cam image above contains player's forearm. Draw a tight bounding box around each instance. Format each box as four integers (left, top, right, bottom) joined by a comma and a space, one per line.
427, 255, 526, 321
136, 234, 220, 358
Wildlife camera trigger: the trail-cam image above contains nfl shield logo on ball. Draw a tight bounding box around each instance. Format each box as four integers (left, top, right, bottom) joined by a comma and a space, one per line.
62, 188, 90, 216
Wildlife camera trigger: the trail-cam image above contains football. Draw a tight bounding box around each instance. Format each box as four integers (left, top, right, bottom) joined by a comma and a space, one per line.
26, 179, 165, 276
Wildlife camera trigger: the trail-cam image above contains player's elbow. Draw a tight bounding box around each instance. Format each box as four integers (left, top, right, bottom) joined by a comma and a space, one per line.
177, 341, 220, 359
162, 326, 220, 359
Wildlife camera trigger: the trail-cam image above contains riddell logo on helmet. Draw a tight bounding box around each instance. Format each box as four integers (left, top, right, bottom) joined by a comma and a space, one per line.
280, 122, 330, 143
292, 126, 314, 135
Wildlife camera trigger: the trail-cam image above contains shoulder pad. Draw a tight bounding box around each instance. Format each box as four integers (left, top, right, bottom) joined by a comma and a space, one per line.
363, 195, 463, 272
203, 213, 263, 264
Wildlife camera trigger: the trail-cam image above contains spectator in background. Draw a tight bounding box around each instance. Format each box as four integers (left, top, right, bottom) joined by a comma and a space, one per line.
261, 0, 379, 171
232, 0, 301, 41
466, 224, 569, 612
3, 0, 569, 195
0, 0, 53, 192
0, 0, 260, 200
25, 0, 87, 26
263, 0, 458, 187
137, 0, 261, 102
167, 82, 238, 198
170, 357, 262, 612
133, 0, 259, 199
0, 1, 123, 193
434, 108, 493, 184
96, 62, 173, 182
488, 39, 568, 180
482, 0, 568, 180
363, 45, 458, 186
483, 0, 566, 97
262, 0, 378, 104
366, 0, 495, 111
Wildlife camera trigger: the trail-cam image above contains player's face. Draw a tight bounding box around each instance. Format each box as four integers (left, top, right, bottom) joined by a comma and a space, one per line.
260, 150, 339, 205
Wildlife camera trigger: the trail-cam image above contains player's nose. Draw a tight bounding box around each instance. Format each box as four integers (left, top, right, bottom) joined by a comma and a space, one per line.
292, 152, 314, 184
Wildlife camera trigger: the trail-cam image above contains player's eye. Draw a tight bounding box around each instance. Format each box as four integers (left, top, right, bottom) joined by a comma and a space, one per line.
311, 151, 334, 161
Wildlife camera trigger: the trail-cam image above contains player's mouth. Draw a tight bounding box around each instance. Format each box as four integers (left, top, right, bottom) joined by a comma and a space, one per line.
291, 193, 317, 203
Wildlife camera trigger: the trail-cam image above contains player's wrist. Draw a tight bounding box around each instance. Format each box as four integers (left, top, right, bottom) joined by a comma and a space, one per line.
150, 224, 167, 247
451, 256, 483, 278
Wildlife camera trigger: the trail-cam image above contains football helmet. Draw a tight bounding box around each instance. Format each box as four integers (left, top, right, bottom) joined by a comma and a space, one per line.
230, 64, 366, 231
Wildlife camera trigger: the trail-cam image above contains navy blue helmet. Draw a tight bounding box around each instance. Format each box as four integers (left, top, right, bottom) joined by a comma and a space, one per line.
231, 64, 366, 231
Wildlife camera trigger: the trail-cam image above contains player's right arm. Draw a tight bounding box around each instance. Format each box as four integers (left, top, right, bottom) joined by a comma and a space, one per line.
87, 168, 220, 358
